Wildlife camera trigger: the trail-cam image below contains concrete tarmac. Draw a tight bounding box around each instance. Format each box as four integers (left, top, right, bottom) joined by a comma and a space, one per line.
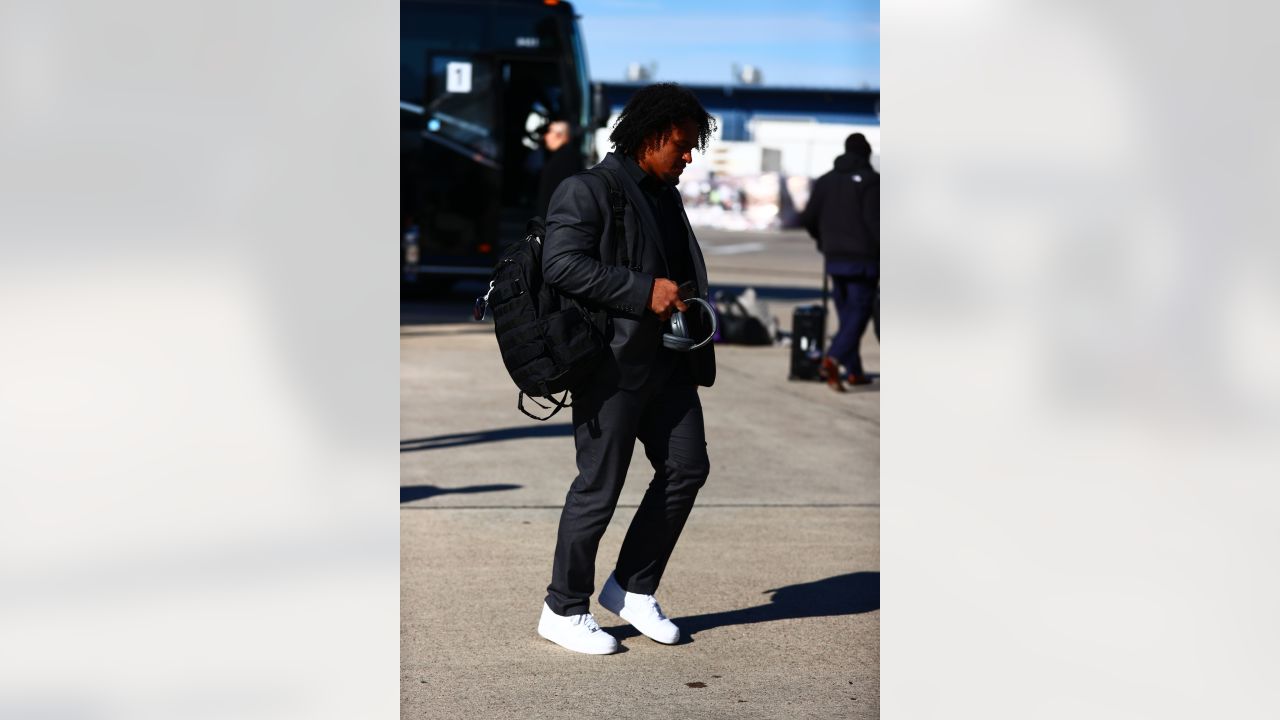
401, 228, 879, 719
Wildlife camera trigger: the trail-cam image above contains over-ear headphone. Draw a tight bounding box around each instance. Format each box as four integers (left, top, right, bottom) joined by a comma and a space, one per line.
663, 297, 719, 352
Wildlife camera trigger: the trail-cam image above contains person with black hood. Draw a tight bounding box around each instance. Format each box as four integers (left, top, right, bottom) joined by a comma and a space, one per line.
801, 132, 880, 391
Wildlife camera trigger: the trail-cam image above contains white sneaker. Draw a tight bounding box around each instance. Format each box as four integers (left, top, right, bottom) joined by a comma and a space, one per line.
537, 603, 620, 655
597, 573, 681, 644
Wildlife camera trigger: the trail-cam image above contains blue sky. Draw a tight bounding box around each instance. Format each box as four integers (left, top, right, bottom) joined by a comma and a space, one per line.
571, 0, 879, 90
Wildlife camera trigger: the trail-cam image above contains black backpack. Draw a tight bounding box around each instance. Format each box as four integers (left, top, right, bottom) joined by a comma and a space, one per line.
480, 167, 630, 420
713, 289, 774, 345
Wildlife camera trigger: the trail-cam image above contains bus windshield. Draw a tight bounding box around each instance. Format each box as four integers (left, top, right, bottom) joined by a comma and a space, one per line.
401, 0, 594, 283
401, 3, 579, 162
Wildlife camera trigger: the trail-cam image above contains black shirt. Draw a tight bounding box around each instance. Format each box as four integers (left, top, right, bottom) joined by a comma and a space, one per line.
536, 144, 585, 219
617, 154, 700, 382
618, 154, 695, 286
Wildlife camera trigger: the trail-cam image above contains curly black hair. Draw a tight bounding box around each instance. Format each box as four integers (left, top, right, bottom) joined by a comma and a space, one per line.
609, 83, 717, 159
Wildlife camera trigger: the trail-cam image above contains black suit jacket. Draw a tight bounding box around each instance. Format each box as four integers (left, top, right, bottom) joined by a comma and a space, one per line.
543, 152, 716, 391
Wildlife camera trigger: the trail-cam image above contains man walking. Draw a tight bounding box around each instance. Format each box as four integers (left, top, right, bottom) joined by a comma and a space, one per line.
536, 83, 717, 654
801, 133, 880, 391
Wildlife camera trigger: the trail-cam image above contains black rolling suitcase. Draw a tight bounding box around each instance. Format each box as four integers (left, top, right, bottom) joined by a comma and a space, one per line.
788, 273, 828, 380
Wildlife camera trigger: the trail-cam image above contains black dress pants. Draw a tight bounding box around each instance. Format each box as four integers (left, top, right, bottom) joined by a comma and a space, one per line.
544, 357, 709, 616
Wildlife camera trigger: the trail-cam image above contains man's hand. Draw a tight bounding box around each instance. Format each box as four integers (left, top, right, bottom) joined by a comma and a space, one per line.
648, 278, 688, 322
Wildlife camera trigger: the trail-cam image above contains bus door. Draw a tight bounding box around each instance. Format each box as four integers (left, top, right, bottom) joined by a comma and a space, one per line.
496, 57, 570, 218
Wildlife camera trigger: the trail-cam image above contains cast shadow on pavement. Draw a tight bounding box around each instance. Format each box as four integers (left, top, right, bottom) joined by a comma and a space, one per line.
603, 571, 880, 643
399, 484, 521, 503
400, 423, 573, 453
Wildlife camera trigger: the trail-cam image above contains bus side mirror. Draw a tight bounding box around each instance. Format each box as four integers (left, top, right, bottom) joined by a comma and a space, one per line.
591, 83, 610, 129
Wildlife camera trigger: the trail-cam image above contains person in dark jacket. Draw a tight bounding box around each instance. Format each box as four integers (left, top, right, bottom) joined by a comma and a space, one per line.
534, 119, 585, 218
800, 132, 880, 391
535, 83, 717, 655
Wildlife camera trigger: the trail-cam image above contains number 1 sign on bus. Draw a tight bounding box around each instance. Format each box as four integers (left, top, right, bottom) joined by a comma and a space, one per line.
445, 62, 472, 94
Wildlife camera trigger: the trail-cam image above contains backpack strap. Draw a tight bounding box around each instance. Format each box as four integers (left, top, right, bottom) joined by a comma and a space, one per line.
518, 389, 572, 421
582, 167, 632, 269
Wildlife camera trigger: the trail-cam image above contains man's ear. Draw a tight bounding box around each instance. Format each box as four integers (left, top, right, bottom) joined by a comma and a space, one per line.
638, 133, 661, 160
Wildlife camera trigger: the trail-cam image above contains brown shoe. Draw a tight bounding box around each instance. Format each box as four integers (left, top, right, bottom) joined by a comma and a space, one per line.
820, 356, 846, 392
847, 373, 874, 386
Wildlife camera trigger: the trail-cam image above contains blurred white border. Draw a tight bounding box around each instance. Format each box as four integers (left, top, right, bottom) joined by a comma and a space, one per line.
0, 2, 399, 718
885, 2, 1280, 717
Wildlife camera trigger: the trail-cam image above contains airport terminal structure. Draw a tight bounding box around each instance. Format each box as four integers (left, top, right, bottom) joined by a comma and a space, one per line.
592, 82, 880, 230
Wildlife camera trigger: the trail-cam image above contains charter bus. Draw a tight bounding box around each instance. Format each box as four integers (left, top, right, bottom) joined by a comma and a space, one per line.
401, 0, 599, 292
